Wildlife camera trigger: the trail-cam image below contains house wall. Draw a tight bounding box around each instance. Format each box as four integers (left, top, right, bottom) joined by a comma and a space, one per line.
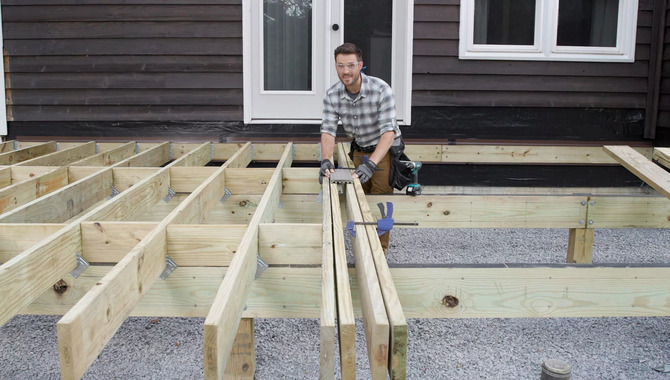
407, 0, 653, 141
3, 0, 244, 132
655, 0, 670, 145
1, 0, 665, 144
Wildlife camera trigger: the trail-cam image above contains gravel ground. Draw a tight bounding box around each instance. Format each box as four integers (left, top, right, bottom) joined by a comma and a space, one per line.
1, 228, 670, 379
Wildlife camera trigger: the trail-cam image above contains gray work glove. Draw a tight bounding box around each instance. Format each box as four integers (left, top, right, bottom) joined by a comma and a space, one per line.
319, 159, 334, 184
354, 160, 376, 184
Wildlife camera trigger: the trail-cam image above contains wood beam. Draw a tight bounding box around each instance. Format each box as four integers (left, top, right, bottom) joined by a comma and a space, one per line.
366, 195, 589, 228
567, 228, 594, 263
80, 221, 157, 263
170, 142, 212, 167
259, 223, 322, 265
0, 224, 81, 326
604, 145, 670, 199
0, 223, 65, 262
17, 141, 96, 167
0, 160, 170, 329
115, 142, 170, 168
0, 168, 113, 223
0, 140, 15, 154
56, 142, 252, 380
391, 266, 670, 318
204, 143, 293, 380
111, 167, 161, 192
24, 266, 322, 318
0, 166, 68, 214
70, 141, 136, 167
167, 224, 245, 266
0, 141, 57, 165
442, 145, 653, 164
0, 166, 11, 188
351, 180, 407, 380
320, 182, 336, 380
654, 147, 670, 170
344, 184, 389, 379
283, 167, 320, 194
225, 318, 255, 379
584, 195, 670, 228
329, 183, 356, 379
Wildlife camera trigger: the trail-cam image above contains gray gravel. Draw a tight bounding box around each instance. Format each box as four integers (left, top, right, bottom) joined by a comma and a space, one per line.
2, 228, 670, 379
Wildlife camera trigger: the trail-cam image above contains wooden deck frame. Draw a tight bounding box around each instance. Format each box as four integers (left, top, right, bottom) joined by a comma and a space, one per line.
1, 141, 670, 380
203, 143, 292, 380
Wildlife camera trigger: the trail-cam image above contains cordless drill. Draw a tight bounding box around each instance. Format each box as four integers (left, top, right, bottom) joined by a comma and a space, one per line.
401, 161, 422, 195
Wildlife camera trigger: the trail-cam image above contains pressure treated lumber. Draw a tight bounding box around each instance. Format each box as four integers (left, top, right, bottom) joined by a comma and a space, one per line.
203, 143, 293, 380
584, 195, 670, 228
654, 147, 670, 169
320, 182, 335, 380
352, 180, 407, 380
442, 145, 652, 164
70, 141, 136, 166
0, 224, 81, 326
0, 223, 64, 262
0, 154, 173, 328
0, 140, 15, 154
24, 266, 323, 318
329, 183, 356, 379
57, 143, 252, 380
225, 318, 255, 379
334, 141, 405, 379
0, 141, 57, 165
16, 141, 96, 167
365, 194, 589, 228
567, 228, 594, 263
344, 184, 390, 379
604, 145, 670, 199
391, 266, 670, 318
0, 166, 67, 214
0, 168, 113, 223
0, 166, 10, 188
259, 223, 322, 265
115, 142, 170, 167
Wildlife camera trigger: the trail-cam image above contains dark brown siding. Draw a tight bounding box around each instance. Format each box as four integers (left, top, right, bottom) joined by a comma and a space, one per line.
412, 0, 651, 109
656, 1, 670, 143
3, 0, 243, 122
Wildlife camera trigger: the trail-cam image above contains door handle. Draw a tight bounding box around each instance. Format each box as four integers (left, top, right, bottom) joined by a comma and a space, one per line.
332, 24, 339, 31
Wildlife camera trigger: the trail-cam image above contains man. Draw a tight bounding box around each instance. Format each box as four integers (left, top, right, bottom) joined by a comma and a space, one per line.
319, 42, 403, 253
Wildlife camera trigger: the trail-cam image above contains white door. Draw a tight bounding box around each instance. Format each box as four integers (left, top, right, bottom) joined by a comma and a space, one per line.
244, 0, 413, 124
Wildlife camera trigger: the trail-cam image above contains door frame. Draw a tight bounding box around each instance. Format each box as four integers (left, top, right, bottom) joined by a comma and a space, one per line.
243, 0, 414, 125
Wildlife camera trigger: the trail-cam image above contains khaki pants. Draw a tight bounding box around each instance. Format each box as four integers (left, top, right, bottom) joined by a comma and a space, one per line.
353, 150, 392, 251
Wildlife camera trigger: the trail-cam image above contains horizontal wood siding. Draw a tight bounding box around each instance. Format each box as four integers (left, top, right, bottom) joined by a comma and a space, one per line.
3, 1, 243, 122
656, 3, 670, 143
412, 0, 651, 110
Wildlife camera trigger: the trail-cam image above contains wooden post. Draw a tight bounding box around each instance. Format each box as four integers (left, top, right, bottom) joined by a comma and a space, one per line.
224, 318, 255, 379
567, 228, 593, 263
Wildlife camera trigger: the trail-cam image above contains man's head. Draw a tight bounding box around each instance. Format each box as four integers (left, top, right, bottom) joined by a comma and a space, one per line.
334, 43, 363, 89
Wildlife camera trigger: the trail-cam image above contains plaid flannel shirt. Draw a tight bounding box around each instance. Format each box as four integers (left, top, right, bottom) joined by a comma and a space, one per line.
321, 72, 402, 148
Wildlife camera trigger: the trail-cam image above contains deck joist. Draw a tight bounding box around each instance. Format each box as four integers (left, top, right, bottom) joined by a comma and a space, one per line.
0, 140, 669, 379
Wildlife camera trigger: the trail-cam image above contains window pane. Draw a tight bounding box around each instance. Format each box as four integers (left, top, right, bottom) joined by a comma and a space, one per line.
474, 0, 536, 45
344, 0, 392, 85
557, 0, 619, 47
263, 0, 312, 91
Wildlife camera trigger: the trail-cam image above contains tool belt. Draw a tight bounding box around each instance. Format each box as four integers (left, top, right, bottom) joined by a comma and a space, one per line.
388, 142, 414, 191
350, 140, 377, 154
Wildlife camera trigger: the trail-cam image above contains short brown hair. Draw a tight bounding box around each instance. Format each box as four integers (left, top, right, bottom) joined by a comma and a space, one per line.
334, 43, 362, 61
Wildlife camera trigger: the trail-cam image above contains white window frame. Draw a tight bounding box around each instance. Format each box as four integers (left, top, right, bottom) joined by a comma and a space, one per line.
459, 0, 638, 62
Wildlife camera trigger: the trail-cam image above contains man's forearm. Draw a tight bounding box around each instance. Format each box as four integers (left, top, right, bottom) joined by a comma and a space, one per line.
320, 133, 335, 163
368, 131, 395, 165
